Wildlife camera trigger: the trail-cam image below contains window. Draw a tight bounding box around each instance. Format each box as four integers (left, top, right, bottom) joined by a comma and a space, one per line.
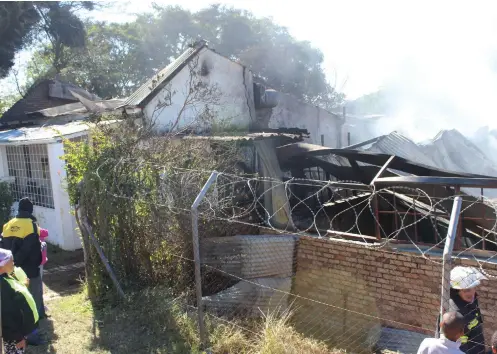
304, 167, 327, 181
6, 144, 54, 209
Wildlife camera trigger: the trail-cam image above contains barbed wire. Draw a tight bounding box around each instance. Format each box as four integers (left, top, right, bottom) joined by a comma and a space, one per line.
81, 160, 497, 353
90, 160, 497, 257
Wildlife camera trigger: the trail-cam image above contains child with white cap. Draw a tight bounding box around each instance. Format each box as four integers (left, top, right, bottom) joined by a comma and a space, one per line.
0, 248, 39, 353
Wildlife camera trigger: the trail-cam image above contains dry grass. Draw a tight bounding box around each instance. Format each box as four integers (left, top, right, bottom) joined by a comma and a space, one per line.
30, 286, 346, 354
254, 311, 344, 354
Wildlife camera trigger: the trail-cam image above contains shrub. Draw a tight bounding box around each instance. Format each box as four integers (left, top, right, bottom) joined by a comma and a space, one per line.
0, 181, 14, 225
63, 118, 255, 302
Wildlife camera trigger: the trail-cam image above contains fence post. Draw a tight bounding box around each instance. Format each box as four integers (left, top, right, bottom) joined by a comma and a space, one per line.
191, 171, 218, 349
436, 196, 462, 338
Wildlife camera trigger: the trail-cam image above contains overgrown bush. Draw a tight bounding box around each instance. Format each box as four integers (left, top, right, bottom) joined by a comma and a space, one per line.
64, 117, 254, 302
0, 181, 14, 225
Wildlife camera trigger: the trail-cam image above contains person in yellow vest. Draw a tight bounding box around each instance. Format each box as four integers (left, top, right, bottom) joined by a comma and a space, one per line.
13, 266, 29, 288
2, 197, 44, 346
0, 248, 39, 353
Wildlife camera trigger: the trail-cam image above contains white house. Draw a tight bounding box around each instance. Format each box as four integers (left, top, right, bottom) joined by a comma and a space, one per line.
123, 40, 345, 149
124, 40, 256, 133
0, 78, 123, 250
0, 122, 90, 250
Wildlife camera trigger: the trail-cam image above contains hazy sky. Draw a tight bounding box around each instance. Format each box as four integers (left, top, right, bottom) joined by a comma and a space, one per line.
88, 0, 497, 100
4, 0, 497, 138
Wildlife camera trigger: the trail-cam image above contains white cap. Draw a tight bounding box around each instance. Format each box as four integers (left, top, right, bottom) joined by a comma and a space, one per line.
0, 249, 13, 267
450, 266, 488, 290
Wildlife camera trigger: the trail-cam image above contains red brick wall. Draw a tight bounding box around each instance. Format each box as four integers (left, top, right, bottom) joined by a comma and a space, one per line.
293, 236, 497, 350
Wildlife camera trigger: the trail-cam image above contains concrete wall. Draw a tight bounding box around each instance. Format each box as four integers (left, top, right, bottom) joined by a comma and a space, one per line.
0, 143, 81, 251
47, 142, 81, 250
294, 235, 497, 349
268, 94, 344, 147
143, 49, 255, 133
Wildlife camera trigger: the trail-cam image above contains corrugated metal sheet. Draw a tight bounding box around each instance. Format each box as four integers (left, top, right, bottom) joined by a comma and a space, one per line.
201, 235, 296, 278
180, 132, 303, 142
365, 131, 436, 167
203, 277, 292, 317
0, 120, 118, 144
124, 41, 206, 107
28, 99, 126, 118
2, 80, 78, 125
201, 235, 295, 317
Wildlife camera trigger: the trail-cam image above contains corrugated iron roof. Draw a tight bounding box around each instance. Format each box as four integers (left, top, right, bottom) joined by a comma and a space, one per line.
366, 131, 436, 167
180, 132, 303, 142
1, 79, 96, 125
124, 41, 207, 107
0, 120, 118, 144
27, 99, 126, 118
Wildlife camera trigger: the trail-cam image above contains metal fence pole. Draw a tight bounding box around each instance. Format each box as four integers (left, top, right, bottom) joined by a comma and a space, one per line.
191, 171, 218, 349
436, 196, 462, 338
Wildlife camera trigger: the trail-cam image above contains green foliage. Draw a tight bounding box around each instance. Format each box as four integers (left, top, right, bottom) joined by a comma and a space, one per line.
0, 93, 21, 118
63, 119, 254, 302
0, 182, 14, 225
0, 1, 95, 78
0, 2, 39, 78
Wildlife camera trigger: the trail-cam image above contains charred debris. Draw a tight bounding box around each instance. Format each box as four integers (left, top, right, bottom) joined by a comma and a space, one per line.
236, 134, 497, 254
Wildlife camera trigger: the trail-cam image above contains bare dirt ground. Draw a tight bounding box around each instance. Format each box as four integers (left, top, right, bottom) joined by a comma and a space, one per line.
42, 246, 85, 301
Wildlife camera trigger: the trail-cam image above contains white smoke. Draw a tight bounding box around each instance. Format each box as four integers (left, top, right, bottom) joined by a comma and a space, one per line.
359, 1, 497, 143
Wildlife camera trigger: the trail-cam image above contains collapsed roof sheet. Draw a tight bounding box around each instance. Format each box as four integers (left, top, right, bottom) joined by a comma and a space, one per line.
1, 79, 99, 125
180, 132, 304, 142
366, 132, 436, 167
357, 130, 497, 198
27, 99, 126, 118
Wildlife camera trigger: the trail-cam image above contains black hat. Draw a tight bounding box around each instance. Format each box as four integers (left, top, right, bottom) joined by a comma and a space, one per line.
18, 197, 33, 214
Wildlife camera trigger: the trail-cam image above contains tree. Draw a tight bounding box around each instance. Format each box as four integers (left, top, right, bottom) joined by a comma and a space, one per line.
0, 94, 20, 118
0, 1, 94, 79
143, 5, 344, 109
25, 4, 343, 108
0, 2, 39, 79
346, 89, 389, 116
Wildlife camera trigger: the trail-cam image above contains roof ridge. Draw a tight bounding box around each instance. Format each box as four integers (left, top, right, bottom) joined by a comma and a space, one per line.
124, 41, 208, 107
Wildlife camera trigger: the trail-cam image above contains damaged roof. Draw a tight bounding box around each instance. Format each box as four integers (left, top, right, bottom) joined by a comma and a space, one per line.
0, 120, 117, 144
1, 79, 99, 126
124, 40, 207, 107
27, 99, 126, 118
277, 142, 484, 178
365, 132, 436, 167
180, 131, 305, 143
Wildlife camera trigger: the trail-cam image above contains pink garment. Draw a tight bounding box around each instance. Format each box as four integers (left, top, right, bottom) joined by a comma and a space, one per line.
39, 227, 48, 265
39, 228, 48, 242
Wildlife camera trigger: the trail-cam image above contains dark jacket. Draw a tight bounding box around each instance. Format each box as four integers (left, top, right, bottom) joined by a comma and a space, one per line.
2, 212, 42, 278
449, 289, 486, 354
0, 273, 39, 341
